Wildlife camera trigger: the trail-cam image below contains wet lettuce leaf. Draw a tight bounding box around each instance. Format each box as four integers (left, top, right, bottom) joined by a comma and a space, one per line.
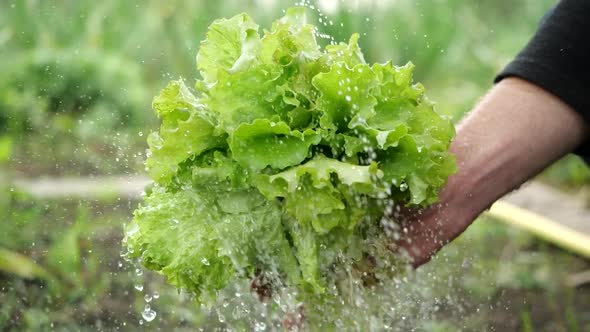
126, 7, 456, 304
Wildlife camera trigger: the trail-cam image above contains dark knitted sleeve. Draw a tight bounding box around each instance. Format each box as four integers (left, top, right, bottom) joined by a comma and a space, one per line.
495, 0, 590, 160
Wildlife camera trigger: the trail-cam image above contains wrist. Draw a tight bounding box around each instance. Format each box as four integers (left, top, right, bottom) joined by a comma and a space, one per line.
440, 77, 587, 222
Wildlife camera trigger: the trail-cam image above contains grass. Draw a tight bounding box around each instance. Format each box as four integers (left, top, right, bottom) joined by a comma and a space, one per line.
0, 190, 204, 331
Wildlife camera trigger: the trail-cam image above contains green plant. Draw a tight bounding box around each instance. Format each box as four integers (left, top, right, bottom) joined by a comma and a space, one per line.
0, 48, 148, 138
541, 154, 590, 188
124, 8, 456, 328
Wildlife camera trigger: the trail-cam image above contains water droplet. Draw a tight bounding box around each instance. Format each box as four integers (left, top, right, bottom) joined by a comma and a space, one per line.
399, 183, 408, 192
144, 294, 153, 303
134, 284, 144, 292
138, 131, 143, 137
142, 306, 157, 322
201, 257, 210, 266
345, 95, 352, 102
126, 223, 140, 238
254, 321, 267, 331
153, 291, 160, 299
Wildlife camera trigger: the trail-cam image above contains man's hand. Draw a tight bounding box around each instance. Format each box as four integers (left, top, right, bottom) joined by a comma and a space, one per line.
396, 77, 588, 267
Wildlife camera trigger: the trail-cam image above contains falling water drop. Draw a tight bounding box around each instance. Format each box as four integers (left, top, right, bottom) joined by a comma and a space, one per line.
254, 321, 267, 331
142, 305, 157, 322
399, 183, 408, 192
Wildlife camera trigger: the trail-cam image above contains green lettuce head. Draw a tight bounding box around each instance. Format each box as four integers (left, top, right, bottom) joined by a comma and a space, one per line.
125, 6, 456, 314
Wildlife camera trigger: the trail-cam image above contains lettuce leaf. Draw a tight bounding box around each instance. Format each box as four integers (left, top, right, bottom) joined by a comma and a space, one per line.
145, 80, 225, 183
257, 155, 381, 232
197, 13, 261, 83
229, 119, 321, 171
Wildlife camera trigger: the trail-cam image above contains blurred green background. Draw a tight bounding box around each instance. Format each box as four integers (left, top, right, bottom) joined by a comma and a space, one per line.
1, 0, 589, 331
2, 0, 588, 181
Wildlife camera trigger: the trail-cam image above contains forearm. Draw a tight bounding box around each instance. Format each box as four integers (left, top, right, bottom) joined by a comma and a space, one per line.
444, 77, 588, 221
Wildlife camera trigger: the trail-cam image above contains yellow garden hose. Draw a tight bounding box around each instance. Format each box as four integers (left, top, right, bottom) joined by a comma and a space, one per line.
487, 201, 590, 259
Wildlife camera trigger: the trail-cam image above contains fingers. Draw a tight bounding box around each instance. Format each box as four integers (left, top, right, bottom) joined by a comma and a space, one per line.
397, 216, 448, 267
395, 204, 443, 267
393, 202, 471, 268
282, 305, 306, 331
250, 269, 273, 302
249, 271, 306, 330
